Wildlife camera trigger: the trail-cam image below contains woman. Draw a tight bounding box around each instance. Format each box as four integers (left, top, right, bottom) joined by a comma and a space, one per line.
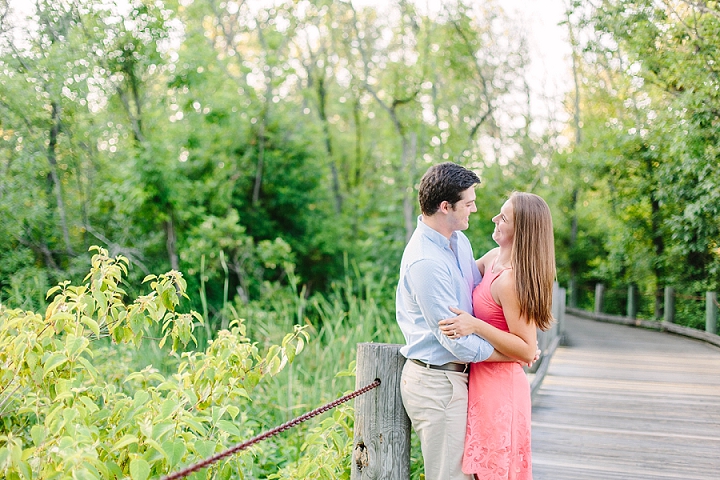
438, 192, 555, 480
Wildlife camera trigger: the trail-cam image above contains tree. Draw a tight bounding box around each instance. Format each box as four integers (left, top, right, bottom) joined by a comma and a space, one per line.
555, 0, 720, 312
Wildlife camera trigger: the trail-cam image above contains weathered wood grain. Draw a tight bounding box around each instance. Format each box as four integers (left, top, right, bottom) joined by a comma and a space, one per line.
532, 314, 720, 480
352, 343, 410, 480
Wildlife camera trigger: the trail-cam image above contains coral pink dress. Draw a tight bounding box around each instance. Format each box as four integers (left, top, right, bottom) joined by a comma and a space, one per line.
462, 262, 532, 479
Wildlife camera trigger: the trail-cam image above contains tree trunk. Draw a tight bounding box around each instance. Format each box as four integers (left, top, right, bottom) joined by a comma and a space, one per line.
48, 101, 73, 255
567, 10, 582, 307
402, 133, 417, 243
317, 75, 343, 214
165, 209, 179, 271
253, 118, 265, 205
253, 78, 272, 205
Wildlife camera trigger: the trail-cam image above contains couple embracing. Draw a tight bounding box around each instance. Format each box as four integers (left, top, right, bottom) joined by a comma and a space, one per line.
396, 162, 555, 480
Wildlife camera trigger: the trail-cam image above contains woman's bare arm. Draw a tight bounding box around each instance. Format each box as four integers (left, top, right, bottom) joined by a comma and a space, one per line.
438, 272, 538, 363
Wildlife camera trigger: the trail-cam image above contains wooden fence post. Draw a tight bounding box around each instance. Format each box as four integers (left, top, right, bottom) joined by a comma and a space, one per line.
594, 283, 604, 315
559, 287, 566, 336
569, 278, 578, 308
627, 284, 637, 319
664, 287, 675, 324
707, 292, 718, 335
352, 343, 410, 480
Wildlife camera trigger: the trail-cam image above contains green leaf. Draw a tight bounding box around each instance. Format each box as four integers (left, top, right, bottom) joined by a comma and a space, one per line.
151, 421, 175, 443
0, 447, 9, 469
133, 390, 150, 407
46, 285, 62, 299
226, 405, 240, 420
216, 420, 241, 437
65, 334, 89, 359
9, 441, 21, 466
112, 434, 139, 451
71, 467, 97, 480
18, 460, 32, 480
160, 398, 176, 419
161, 440, 186, 467
31, 425, 47, 446
92, 289, 107, 313
82, 316, 101, 337
124, 372, 145, 383
129, 458, 150, 480
193, 439, 215, 458
51, 312, 74, 333
76, 356, 99, 378
105, 460, 124, 479
160, 287, 176, 312
43, 352, 68, 377
142, 438, 166, 462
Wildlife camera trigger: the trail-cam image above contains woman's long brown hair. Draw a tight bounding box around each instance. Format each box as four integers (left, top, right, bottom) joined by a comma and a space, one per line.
509, 192, 556, 331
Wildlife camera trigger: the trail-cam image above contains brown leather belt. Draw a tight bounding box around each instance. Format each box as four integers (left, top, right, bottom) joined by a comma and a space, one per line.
410, 358, 470, 374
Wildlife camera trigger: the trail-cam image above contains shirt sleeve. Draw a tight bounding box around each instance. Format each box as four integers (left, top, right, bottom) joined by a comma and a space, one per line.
406, 258, 494, 363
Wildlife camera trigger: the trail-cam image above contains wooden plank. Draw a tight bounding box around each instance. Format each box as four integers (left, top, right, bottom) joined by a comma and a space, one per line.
532, 314, 720, 479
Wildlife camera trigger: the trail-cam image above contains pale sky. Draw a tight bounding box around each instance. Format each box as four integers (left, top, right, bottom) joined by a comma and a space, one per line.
502, 0, 573, 127
351, 0, 574, 137
5, 0, 572, 142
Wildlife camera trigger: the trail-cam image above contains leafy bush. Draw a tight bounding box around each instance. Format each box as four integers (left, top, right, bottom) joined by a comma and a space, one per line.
0, 247, 309, 479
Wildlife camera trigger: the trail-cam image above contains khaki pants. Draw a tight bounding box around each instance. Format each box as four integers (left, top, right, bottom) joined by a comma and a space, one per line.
400, 359, 473, 480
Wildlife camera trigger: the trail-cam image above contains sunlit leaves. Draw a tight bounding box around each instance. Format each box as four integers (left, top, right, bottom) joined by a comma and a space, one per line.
0, 246, 307, 478
563, 0, 720, 292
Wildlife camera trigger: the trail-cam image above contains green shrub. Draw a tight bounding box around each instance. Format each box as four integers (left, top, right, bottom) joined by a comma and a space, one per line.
0, 247, 308, 479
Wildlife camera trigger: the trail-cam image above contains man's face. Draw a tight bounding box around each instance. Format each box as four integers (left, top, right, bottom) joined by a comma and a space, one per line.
448, 187, 477, 231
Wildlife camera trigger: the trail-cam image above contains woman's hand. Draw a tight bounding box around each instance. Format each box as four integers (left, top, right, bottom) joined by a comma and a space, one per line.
438, 306, 480, 339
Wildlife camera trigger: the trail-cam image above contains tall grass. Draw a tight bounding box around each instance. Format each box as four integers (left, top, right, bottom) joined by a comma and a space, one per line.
180, 259, 411, 477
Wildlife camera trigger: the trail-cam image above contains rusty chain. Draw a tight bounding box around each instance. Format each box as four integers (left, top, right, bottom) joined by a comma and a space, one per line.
162, 378, 381, 480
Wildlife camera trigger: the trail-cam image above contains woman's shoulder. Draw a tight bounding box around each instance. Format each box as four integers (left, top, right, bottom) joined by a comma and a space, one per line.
476, 247, 500, 275
479, 247, 500, 263
493, 267, 517, 293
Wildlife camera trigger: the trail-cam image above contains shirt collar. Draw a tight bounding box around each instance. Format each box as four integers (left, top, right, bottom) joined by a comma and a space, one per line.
417, 215, 457, 249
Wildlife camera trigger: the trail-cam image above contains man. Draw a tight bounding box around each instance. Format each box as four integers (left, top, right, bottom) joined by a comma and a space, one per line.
397, 162, 512, 480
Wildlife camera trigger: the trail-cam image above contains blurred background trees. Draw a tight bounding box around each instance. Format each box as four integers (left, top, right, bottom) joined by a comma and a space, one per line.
1, 0, 719, 477
0, 0, 542, 317
1, 0, 718, 328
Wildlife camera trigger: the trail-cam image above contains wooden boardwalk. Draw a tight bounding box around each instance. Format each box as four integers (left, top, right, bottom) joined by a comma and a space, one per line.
532, 314, 720, 480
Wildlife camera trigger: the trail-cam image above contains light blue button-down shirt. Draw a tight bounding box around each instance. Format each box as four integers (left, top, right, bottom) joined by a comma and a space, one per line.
396, 216, 494, 364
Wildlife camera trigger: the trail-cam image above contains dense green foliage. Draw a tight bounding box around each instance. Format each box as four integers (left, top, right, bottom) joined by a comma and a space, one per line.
1, 247, 405, 479
559, 0, 720, 310
0, 248, 312, 478
1, 0, 719, 478
0, 0, 541, 315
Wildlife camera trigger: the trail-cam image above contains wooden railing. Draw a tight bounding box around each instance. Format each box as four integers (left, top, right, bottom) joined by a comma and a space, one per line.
571, 284, 720, 349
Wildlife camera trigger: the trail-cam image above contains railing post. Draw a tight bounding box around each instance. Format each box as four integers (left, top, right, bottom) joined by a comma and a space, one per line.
352, 343, 410, 480
664, 287, 675, 324
551, 282, 566, 336
594, 283, 604, 315
559, 287, 567, 336
627, 284, 637, 319
707, 292, 718, 335
568, 278, 578, 308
